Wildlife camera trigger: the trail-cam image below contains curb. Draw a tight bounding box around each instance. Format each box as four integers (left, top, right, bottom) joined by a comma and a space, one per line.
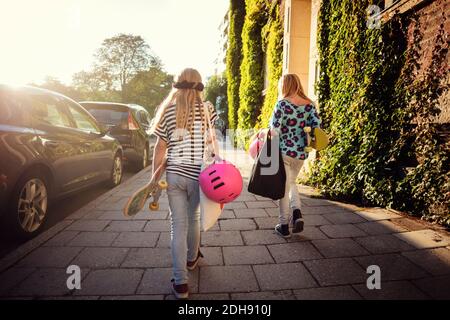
0, 166, 152, 274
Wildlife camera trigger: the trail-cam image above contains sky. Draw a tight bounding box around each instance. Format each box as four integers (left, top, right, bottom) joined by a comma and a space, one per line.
0, 0, 229, 85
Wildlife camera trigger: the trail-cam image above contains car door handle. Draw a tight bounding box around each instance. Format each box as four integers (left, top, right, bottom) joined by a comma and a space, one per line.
44, 141, 60, 148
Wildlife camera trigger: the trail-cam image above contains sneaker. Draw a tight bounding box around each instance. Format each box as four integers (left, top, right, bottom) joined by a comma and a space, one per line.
292, 209, 304, 234
171, 279, 189, 300
275, 224, 291, 239
187, 250, 204, 271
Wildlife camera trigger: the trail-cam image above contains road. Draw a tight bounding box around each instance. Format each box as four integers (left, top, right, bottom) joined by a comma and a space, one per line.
0, 169, 137, 259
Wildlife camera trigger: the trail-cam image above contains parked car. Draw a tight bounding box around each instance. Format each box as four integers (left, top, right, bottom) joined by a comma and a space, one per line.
0, 85, 123, 238
79, 102, 155, 169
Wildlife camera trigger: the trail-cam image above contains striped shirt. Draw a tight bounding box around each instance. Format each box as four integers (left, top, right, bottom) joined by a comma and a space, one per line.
154, 103, 217, 181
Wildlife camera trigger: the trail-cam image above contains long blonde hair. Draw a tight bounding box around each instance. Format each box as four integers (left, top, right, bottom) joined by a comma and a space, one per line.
151, 68, 206, 136
279, 74, 312, 102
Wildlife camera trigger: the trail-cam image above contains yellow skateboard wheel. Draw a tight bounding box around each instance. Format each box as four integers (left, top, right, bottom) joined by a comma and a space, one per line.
304, 127, 312, 133
149, 202, 159, 211
305, 147, 313, 153
159, 180, 168, 189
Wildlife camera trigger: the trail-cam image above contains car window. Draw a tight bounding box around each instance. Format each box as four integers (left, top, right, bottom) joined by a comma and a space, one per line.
67, 103, 100, 133
86, 108, 128, 126
138, 111, 150, 126
0, 91, 25, 125
30, 94, 72, 128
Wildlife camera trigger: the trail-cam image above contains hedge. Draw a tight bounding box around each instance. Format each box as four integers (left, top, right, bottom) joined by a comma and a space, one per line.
226, 0, 246, 130
309, 0, 449, 227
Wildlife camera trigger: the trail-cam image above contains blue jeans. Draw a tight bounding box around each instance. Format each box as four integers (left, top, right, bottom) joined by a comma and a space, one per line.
166, 172, 201, 285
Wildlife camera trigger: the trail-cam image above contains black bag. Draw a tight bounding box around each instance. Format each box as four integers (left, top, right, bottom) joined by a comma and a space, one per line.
248, 130, 286, 200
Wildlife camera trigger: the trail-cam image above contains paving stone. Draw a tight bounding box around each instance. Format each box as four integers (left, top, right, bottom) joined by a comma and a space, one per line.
355, 208, 402, 221
267, 242, 322, 263
121, 248, 171, 268
302, 206, 350, 215
301, 198, 336, 207
304, 258, 367, 286
97, 212, 129, 221
43, 231, 80, 247
132, 211, 168, 221
394, 230, 450, 249
157, 232, 171, 248
231, 290, 296, 300
17, 247, 83, 268
42, 296, 100, 300
66, 220, 110, 232
67, 232, 119, 247
223, 246, 274, 265
199, 266, 259, 293
254, 263, 317, 291
254, 217, 278, 230
71, 248, 129, 268
391, 218, 428, 231
241, 230, 286, 245
312, 239, 369, 258
9, 268, 72, 297
235, 195, 257, 202
220, 219, 257, 231
319, 224, 367, 238
354, 220, 408, 235
355, 235, 415, 254
100, 295, 164, 300
224, 202, 247, 209
413, 275, 450, 300
288, 226, 329, 241
245, 201, 277, 209
208, 222, 221, 231
353, 281, 430, 300
218, 210, 236, 220
354, 254, 428, 281
137, 267, 198, 295
303, 215, 332, 226
234, 208, 268, 218
202, 231, 244, 246
0, 267, 35, 296
323, 212, 367, 224
144, 220, 171, 232
294, 286, 362, 300
402, 248, 450, 276
198, 247, 224, 266
111, 232, 159, 248
104, 221, 146, 232
75, 269, 143, 296
190, 293, 230, 300
265, 208, 280, 217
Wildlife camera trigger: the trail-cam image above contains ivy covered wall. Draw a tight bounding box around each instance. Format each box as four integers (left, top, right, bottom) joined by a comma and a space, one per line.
310, 0, 449, 226
226, 0, 246, 130
237, 0, 268, 146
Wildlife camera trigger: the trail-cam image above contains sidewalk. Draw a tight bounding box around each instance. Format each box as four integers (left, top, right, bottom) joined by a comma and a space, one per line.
0, 142, 449, 300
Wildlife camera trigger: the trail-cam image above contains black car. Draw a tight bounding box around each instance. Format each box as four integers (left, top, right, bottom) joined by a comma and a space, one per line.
79, 102, 155, 169
0, 85, 123, 238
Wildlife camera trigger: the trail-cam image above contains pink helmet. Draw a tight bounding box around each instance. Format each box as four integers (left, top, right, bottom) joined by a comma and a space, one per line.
199, 161, 243, 204
249, 138, 264, 159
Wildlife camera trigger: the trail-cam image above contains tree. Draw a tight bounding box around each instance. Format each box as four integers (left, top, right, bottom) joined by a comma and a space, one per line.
33, 76, 84, 101
94, 34, 157, 100
204, 73, 228, 128
124, 66, 173, 115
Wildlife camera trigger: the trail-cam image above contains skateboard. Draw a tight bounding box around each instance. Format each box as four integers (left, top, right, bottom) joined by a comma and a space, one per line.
123, 161, 168, 217
304, 127, 329, 153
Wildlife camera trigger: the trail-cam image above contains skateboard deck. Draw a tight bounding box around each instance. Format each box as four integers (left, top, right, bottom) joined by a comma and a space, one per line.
123, 161, 168, 217
304, 127, 329, 152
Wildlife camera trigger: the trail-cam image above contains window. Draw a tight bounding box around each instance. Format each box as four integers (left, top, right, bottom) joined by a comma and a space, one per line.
137, 111, 150, 127
30, 94, 72, 128
67, 103, 100, 133
0, 91, 25, 125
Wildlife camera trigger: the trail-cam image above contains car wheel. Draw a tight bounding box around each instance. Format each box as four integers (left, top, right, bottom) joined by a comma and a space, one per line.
6, 171, 49, 239
108, 153, 123, 188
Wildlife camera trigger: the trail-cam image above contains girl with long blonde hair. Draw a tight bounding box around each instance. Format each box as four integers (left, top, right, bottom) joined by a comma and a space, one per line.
270, 74, 321, 238
151, 68, 217, 299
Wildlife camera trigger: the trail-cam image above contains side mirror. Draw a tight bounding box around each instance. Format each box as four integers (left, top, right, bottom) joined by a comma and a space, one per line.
99, 124, 110, 136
